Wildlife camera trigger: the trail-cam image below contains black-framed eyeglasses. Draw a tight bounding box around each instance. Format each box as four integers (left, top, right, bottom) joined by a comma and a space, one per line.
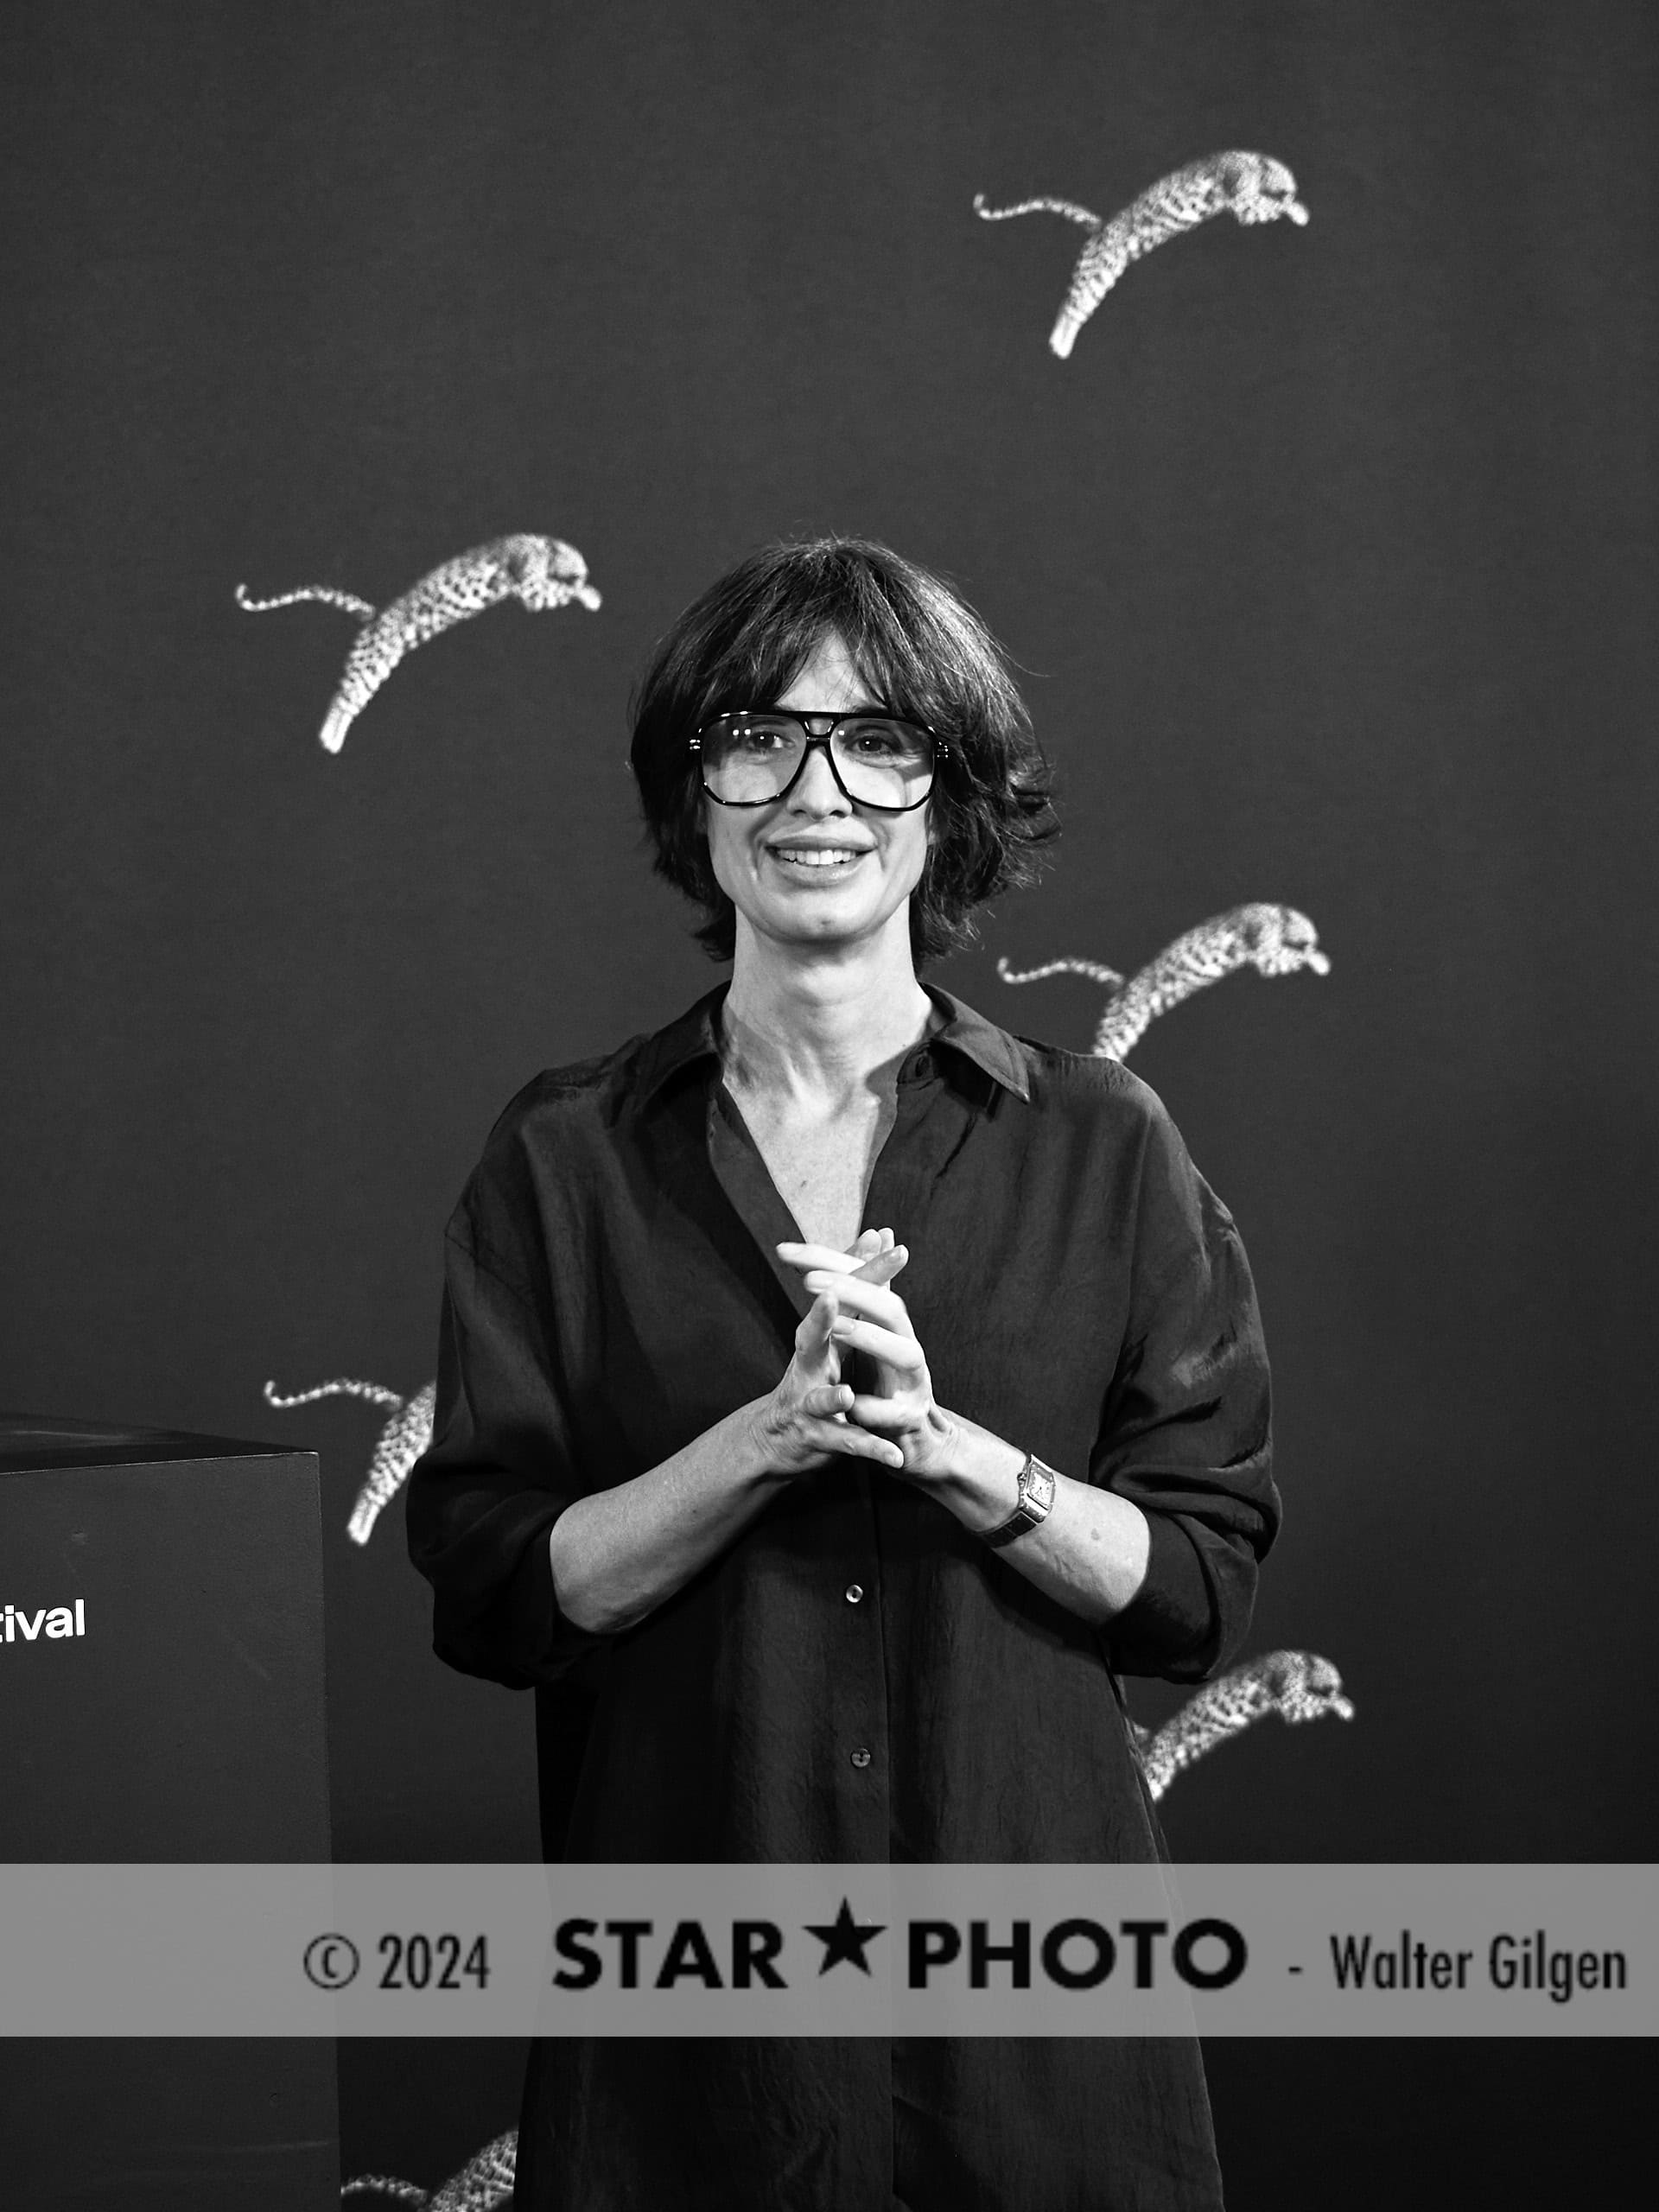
690, 711, 942, 812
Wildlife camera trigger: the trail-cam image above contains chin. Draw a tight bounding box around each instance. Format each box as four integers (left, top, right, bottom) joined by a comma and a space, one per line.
745, 891, 901, 948
769, 912, 877, 946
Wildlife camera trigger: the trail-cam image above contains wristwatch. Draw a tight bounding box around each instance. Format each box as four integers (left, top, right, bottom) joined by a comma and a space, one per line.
981, 1451, 1058, 1548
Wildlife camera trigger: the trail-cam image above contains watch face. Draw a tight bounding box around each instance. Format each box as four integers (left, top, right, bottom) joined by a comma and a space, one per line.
1023, 1458, 1057, 1516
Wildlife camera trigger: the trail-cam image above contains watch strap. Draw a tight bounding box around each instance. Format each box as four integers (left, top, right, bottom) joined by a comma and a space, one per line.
981, 1451, 1057, 1548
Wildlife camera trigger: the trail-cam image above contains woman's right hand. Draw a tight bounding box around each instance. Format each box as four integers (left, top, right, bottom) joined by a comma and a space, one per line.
553, 1233, 910, 1636
750, 1229, 909, 1476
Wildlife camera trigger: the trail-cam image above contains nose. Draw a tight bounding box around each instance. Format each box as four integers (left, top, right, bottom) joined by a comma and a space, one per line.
785, 738, 852, 814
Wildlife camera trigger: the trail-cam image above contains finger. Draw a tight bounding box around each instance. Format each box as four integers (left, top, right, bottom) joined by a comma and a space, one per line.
779, 1240, 865, 1278
809, 1416, 906, 1470
843, 1394, 920, 1435
804, 1272, 913, 1330
803, 1382, 854, 1418
794, 1287, 840, 1358
779, 1238, 910, 1286
851, 1244, 908, 1287
828, 1316, 927, 1369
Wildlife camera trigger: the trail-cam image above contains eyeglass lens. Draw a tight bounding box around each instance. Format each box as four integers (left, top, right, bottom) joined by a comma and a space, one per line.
701, 714, 934, 808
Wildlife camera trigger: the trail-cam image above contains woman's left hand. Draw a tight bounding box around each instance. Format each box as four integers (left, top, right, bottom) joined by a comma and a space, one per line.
779, 1233, 1151, 1608
776, 1238, 960, 1484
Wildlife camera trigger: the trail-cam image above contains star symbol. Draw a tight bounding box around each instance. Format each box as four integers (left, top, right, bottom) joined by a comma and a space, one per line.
802, 1897, 886, 1977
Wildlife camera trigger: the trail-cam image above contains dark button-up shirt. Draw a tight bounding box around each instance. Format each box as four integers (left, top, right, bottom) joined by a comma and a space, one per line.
408, 986, 1278, 2211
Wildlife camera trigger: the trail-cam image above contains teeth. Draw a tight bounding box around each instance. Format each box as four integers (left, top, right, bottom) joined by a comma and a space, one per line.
775, 849, 861, 867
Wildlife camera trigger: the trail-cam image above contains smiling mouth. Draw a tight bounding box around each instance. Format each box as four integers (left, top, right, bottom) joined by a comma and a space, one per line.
768, 846, 868, 869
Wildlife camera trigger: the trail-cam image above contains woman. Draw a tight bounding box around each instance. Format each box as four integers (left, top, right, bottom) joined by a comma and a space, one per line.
407, 537, 1279, 2210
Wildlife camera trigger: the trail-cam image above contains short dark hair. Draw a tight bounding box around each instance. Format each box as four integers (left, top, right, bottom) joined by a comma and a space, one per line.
628, 537, 1058, 964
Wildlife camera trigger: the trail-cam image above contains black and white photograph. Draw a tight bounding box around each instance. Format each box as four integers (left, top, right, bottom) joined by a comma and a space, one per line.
3, 3, 1654, 2206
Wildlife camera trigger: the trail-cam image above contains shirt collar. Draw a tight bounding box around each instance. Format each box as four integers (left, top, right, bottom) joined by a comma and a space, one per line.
631, 983, 1031, 1108
919, 988, 1032, 1100
630, 987, 728, 1107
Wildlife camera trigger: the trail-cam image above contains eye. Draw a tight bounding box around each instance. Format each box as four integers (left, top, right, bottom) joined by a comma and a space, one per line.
842, 719, 931, 766
722, 716, 793, 754
844, 729, 911, 765
845, 726, 901, 760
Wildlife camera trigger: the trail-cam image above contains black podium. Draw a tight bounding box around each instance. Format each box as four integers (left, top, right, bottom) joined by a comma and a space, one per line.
0, 1413, 340, 2210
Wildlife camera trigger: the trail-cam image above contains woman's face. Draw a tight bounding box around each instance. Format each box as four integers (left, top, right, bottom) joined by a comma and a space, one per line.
702, 631, 932, 957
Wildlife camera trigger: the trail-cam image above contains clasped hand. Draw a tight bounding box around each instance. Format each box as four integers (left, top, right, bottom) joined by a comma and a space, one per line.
754, 1226, 957, 1483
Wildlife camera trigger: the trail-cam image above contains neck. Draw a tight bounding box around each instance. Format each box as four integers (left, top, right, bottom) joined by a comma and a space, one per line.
721, 914, 937, 1103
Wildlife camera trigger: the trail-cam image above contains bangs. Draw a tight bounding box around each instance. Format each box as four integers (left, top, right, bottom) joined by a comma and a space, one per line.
681, 546, 1020, 746
628, 535, 1057, 965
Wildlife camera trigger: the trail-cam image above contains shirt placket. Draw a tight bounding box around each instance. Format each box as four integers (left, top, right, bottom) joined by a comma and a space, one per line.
704, 1079, 893, 1859
858, 1047, 978, 1854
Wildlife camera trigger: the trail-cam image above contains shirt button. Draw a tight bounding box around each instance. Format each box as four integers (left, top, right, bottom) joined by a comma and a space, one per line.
844, 1583, 864, 1605
849, 1746, 873, 1770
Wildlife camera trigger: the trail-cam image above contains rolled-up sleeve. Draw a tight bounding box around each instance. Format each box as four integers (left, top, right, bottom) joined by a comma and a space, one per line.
405, 1183, 609, 1690
1091, 1094, 1280, 1681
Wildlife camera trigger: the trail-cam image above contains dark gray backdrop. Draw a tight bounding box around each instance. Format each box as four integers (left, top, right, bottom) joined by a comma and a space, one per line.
5, 1, 1654, 2202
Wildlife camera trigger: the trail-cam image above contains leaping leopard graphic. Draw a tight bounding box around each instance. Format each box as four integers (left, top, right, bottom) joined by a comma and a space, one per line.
998, 902, 1329, 1058
262, 1377, 437, 1544
975, 150, 1309, 357
344, 2128, 518, 2212
236, 532, 601, 752
1129, 1649, 1355, 1801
